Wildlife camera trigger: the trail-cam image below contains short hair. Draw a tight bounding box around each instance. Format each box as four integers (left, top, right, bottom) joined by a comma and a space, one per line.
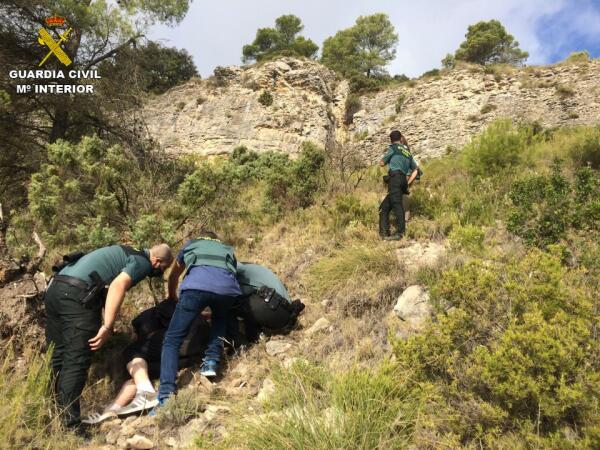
199, 230, 219, 240
389, 130, 402, 143
150, 243, 173, 264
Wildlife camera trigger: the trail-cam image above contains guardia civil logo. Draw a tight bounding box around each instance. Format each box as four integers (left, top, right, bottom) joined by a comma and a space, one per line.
38, 15, 72, 67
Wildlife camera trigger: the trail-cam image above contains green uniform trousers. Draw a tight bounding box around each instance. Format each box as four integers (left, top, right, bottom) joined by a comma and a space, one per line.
44, 280, 101, 426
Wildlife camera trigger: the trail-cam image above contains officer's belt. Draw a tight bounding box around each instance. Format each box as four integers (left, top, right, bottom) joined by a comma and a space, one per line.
53, 274, 89, 291
389, 170, 407, 177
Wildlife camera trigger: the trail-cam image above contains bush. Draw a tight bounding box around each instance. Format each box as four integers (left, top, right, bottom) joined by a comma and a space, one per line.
344, 94, 362, 124
462, 119, 531, 177
394, 250, 599, 444
258, 90, 273, 107
448, 224, 485, 254
568, 127, 600, 169
395, 93, 406, 113
508, 163, 600, 247
564, 51, 590, 63
480, 103, 497, 114
555, 84, 575, 98
329, 194, 375, 230
420, 68, 440, 78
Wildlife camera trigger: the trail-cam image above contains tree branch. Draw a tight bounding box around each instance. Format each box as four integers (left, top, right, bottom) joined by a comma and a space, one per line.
84, 36, 141, 69
26, 232, 46, 273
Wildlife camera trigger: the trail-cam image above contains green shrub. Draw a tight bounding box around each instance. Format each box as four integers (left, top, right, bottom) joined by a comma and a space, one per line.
508, 163, 600, 247
463, 119, 531, 177
258, 90, 273, 106
394, 250, 599, 444
395, 93, 406, 113
344, 94, 362, 124
564, 51, 590, 63
448, 224, 485, 253
329, 194, 375, 230
555, 84, 575, 98
568, 127, 600, 169
176, 101, 185, 110
480, 103, 497, 114
421, 68, 440, 78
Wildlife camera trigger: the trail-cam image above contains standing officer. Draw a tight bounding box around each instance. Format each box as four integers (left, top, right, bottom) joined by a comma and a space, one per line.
44, 243, 173, 427
379, 130, 419, 240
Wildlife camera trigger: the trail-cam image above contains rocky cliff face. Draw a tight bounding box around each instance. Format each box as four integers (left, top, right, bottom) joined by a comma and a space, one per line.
142, 58, 346, 157
143, 58, 600, 161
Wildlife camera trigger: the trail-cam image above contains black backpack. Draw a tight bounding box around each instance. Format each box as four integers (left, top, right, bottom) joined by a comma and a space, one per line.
246, 286, 305, 330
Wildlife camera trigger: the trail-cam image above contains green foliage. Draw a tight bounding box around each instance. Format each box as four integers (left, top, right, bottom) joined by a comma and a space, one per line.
100, 41, 198, 95
394, 93, 406, 113
508, 163, 600, 247
258, 90, 274, 107
27, 135, 188, 248
453, 20, 529, 66
242, 15, 318, 63
322, 13, 398, 88
329, 195, 375, 230
448, 224, 485, 254
420, 68, 440, 78
564, 51, 590, 63
394, 250, 599, 444
441, 53, 455, 68
463, 119, 532, 177
156, 388, 205, 428
264, 142, 326, 214
344, 94, 362, 124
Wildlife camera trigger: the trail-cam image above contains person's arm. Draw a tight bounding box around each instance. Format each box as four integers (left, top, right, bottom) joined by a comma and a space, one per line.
407, 168, 418, 185
88, 272, 132, 351
167, 259, 185, 301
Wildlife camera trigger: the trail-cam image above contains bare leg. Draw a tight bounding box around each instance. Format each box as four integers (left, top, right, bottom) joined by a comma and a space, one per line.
112, 379, 137, 407
127, 357, 155, 393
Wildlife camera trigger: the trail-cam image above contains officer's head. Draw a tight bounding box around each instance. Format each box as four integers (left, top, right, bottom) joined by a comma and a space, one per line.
389, 130, 402, 143
149, 243, 174, 274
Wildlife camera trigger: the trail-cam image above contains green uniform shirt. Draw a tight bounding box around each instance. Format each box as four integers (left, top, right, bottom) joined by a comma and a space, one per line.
381, 144, 418, 175
60, 245, 152, 287
237, 263, 291, 303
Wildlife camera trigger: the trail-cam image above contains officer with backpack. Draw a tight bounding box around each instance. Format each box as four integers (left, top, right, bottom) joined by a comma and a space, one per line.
44, 243, 173, 427
157, 232, 242, 405
379, 130, 419, 240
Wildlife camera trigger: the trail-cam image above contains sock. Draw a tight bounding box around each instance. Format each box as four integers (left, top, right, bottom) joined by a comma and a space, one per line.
136, 379, 155, 394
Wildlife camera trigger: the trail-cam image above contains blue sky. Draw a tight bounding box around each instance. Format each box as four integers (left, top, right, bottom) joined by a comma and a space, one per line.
148, 0, 600, 78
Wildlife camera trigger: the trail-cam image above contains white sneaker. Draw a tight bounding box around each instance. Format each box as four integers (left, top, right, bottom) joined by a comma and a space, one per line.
81, 410, 118, 425
116, 391, 159, 415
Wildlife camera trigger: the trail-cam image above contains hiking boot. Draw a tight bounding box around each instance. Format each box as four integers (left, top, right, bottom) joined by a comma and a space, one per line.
200, 359, 218, 378
383, 234, 402, 241
116, 391, 158, 416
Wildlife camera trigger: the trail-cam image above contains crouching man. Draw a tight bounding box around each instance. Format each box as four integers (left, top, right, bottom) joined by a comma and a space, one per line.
157, 232, 242, 406
44, 243, 173, 427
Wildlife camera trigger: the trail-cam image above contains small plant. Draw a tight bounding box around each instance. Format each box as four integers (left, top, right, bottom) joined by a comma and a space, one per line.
196, 96, 206, 106
176, 101, 185, 110
354, 130, 369, 141
156, 388, 205, 428
421, 68, 440, 79
564, 51, 590, 64
406, 80, 417, 88
258, 90, 273, 107
555, 84, 575, 98
395, 93, 406, 113
568, 112, 580, 119
467, 114, 480, 122
480, 103, 497, 114
344, 94, 362, 125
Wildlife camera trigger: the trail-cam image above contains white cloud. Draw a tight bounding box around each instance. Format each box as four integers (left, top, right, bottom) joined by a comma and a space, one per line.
148, 0, 594, 78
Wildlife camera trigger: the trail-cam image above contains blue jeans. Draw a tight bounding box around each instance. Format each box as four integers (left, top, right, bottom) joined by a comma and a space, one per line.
158, 289, 238, 401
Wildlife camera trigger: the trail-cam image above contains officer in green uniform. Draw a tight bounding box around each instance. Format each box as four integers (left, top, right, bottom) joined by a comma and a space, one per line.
379, 130, 419, 240
44, 243, 173, 427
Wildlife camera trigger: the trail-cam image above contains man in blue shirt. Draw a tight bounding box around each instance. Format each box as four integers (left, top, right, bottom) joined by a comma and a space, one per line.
379, 130, 419, 240
158, 231, 241, 403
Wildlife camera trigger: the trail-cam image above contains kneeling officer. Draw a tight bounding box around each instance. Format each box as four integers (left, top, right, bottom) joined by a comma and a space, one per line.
44, 243, 173, 427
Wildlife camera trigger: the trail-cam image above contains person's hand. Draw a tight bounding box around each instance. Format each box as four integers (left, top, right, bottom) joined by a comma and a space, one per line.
88, 325, 112, 351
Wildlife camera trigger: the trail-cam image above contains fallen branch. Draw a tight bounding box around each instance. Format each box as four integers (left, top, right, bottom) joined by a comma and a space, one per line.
25, 231, 46, 273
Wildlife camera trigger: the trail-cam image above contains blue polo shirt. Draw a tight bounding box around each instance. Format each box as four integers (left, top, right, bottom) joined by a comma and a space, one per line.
176, 244, 242, 296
